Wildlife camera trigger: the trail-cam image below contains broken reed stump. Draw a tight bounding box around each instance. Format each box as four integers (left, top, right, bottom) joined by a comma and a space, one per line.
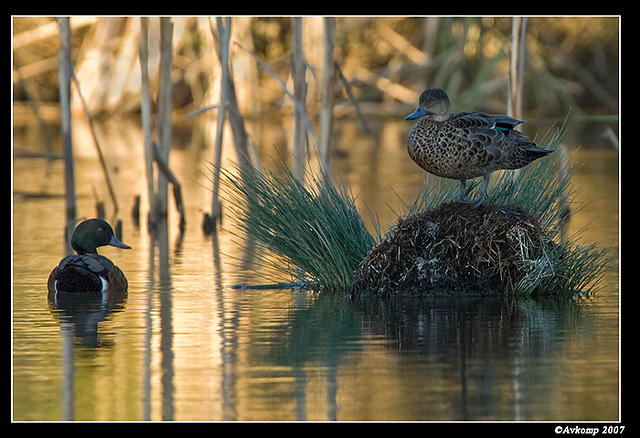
351, 202, 556, 297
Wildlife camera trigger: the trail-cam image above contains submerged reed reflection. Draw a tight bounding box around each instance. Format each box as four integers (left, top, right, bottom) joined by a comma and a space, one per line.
210, 289, 601, 420
349, 295, 587, 420
143, 219, 176, 420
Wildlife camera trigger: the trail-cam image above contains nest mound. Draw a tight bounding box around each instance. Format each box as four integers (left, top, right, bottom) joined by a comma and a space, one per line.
351, 202, 556, 296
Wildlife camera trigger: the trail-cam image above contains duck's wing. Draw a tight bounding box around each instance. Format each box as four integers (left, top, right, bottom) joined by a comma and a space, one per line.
105, 265, 129, 305
451, 112, 523, 131
59, 254, 114, 277
48, 254, 115, 295
449, 112, 522, 164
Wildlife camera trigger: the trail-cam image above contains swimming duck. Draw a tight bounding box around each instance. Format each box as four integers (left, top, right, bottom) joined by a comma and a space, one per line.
405, 88, 553, 208
47, 219, 131, 304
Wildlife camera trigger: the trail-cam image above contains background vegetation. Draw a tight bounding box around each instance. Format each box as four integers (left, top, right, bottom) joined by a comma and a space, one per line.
12, 17, 618, 293
13, 16, 619, 120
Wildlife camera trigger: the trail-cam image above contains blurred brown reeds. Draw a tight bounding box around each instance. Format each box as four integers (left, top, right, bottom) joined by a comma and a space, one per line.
13, 17, 619, 235
13, 17, 618, 120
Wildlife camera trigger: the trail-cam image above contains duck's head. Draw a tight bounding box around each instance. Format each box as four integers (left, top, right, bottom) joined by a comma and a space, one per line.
405, 88, 452, 122
70, 219, 132, 255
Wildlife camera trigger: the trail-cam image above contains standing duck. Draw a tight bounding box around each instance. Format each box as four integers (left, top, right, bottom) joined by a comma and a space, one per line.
405, 88, 553, 208
47, 219, 131, 304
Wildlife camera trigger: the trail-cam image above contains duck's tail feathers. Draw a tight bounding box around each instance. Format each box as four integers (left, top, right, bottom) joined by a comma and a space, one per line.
526, 144, 554, 157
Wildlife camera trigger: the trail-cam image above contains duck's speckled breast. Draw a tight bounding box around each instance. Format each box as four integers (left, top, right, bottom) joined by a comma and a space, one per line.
407, 119, 488, 180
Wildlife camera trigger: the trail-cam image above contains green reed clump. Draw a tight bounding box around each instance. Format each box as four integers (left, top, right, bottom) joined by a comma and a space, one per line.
221, 161, 376, 290
221, 124, 612, 296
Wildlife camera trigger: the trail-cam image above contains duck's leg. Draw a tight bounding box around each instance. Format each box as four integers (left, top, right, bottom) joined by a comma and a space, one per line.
462, 172, 491, 209
458, 180, 467, 201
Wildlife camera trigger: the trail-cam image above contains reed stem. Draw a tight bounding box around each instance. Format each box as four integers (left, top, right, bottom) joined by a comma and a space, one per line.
156, 17, 174, 220
58, 17, 75, 251
210, 17, 231, 223
139, 17, 156, 226
319, 17, 336, 174
291, 18, 308, 182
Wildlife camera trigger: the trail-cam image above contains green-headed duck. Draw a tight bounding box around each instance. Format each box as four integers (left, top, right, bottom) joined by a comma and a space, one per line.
47, 219, 131, 304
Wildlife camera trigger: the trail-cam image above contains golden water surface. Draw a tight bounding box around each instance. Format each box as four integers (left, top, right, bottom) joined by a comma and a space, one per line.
13, 115, 619, 421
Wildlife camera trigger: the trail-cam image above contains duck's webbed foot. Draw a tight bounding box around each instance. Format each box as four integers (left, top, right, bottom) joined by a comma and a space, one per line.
461, 194, 486, 209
